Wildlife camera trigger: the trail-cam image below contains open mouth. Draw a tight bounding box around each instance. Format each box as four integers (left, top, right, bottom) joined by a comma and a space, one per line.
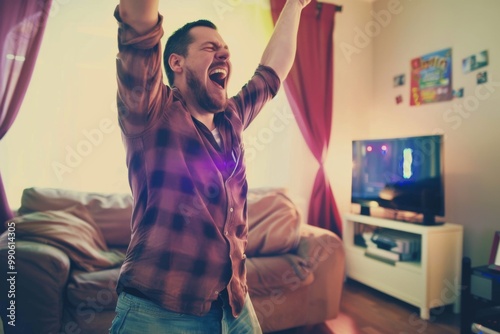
209, 67, 228, 89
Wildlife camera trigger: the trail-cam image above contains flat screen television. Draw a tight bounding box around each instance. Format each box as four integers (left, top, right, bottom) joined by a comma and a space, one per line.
351, 134, 444, 225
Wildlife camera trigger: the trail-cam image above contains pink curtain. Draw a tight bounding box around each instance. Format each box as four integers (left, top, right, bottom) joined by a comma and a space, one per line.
0, 0, 52, 230
271, 0, 342, 236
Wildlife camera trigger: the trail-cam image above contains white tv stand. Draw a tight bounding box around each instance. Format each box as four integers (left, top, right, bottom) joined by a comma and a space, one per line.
343, 213, 463, 320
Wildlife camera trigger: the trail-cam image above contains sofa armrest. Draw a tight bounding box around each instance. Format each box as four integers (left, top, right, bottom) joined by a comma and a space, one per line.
295, 224, 344, 271
0, 235, 71, 334
295, 223, 345, 321
248, 224, 345, 332
246, 254, 314, 297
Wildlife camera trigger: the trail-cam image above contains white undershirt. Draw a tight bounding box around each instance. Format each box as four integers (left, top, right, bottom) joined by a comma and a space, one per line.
211, 127, 222, 147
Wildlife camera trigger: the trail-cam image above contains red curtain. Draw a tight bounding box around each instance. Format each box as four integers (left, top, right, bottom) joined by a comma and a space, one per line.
0, 0, 52, 230
271, 0, 342, 236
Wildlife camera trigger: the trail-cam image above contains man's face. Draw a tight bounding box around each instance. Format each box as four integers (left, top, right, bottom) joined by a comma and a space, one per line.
183, 26, 231, 113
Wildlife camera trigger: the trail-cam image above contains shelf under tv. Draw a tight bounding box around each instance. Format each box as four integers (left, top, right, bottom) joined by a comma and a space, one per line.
343, 213, 463, 320
357, 205, 445, 226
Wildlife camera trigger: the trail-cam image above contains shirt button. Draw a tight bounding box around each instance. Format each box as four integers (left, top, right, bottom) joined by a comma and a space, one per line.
229, 207, 234, 212
242, 253, 246, 260
224, 231, 229, 236
214, 291, 219, 295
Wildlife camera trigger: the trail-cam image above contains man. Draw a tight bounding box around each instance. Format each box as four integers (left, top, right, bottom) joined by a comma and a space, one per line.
110, 0, 310, 333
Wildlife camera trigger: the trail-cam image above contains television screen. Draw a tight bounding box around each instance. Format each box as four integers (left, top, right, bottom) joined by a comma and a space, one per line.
351, 135, 444, 225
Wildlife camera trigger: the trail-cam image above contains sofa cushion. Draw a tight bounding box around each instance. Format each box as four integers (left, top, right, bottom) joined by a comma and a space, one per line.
18, 187, 133, 247
67, 268, 120, 311
246, 188, 301, 257
11, 205, 125, 271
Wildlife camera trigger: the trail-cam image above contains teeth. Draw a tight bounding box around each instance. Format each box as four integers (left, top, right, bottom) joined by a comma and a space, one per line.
209, 68, 227, 77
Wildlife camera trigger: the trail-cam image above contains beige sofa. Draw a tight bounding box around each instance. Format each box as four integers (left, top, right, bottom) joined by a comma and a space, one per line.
0, 187, 345, 333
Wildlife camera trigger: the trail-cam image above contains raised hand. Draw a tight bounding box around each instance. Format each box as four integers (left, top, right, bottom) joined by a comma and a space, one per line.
119, 0, 159, 34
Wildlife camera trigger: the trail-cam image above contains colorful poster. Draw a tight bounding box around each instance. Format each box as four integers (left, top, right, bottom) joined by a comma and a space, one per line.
410, 48, 452, 106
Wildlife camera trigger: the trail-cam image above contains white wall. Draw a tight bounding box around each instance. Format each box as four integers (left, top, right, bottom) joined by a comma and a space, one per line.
328, 0, 375, 228
331, 0, 500, 266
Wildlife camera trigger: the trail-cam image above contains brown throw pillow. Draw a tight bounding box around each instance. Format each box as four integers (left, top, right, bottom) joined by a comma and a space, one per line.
246, 188, 301, 257
18, 187, 133, 247
10, 204, 125, 271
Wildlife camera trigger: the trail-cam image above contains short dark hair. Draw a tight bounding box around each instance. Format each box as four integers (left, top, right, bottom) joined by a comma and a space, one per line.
163, 19, 217, 86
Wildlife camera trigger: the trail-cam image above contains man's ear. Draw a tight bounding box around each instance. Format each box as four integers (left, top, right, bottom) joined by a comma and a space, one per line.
168, 53, 184, 75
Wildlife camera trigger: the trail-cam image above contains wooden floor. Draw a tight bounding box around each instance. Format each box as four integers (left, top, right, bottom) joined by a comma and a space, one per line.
270, 279, 460, 334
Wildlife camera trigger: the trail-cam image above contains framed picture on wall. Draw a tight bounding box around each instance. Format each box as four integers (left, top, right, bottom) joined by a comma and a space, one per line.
488, 231, 500, 272
393, 74, 405, 87
462, 50, 489, 74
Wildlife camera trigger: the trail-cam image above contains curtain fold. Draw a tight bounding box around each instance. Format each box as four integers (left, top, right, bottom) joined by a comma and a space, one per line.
0, 0, 52, 229
270, 0, 341, 236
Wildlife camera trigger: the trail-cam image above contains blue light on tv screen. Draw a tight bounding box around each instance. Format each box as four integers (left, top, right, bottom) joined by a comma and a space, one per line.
402, 148, 413, 179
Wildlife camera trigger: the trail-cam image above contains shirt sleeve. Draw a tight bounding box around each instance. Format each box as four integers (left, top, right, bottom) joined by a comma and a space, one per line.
114, 6, 167, 136
229, 65, 281, 129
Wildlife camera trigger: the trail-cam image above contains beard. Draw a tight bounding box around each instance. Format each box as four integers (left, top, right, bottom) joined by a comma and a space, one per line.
186, 67, 227, 113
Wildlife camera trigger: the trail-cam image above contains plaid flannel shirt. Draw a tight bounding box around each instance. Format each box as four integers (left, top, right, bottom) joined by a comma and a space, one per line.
113, 7, 280, 317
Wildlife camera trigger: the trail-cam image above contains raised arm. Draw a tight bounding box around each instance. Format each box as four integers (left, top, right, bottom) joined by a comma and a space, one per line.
260, 0, 311, 82
119, 0, 159, 34
115, 0, 164, 135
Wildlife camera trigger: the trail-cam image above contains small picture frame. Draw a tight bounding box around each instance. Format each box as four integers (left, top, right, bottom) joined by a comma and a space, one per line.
453, 88, 464, 98
477, 71, 488, 84
395, 94, 403, 104
488, 231, 500, 272
393, 74, 405, 87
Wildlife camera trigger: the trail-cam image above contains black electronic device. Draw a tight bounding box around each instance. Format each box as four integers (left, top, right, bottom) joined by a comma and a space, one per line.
462, 257, 500, 334
470, 266, 500, 333
351, 135, 444, 225
471, 266, 500, 303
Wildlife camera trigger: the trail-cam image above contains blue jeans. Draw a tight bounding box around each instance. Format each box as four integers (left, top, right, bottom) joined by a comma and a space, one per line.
109, 290, 262, 334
